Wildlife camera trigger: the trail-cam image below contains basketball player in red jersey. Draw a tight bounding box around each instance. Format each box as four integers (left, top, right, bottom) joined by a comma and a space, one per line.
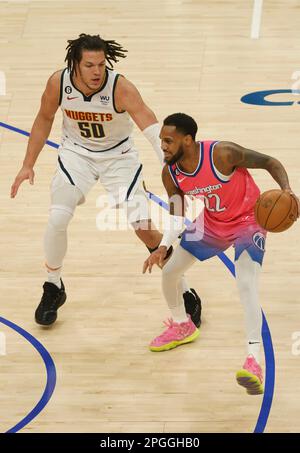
143, 113, 299, 395
10, 35, 200, 327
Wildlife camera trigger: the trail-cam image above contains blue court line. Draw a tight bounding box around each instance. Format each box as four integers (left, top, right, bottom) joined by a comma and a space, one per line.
0, 121, 59, 149
0, 121, 275, 433
254, 312, 275, 433
0, 317, 56, 433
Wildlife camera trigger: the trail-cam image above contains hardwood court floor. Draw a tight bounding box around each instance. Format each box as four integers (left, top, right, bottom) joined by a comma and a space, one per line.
0, 0, 300, 433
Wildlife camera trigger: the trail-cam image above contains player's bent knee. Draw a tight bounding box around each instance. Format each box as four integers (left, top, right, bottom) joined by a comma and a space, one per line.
51, 173, 85, 207
161, 258, 181, 280
48, 207, 74, 232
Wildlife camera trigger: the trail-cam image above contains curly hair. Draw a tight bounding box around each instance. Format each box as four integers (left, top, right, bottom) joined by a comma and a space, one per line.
163, 113, 198, 140
65, 33, 128, 76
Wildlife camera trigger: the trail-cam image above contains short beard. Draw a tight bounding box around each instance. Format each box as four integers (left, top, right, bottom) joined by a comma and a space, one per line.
165, 146, 184, 165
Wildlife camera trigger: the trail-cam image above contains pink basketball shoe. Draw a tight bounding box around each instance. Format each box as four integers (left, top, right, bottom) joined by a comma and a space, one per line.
236, 355, 264, 395
150, 316, 200, 352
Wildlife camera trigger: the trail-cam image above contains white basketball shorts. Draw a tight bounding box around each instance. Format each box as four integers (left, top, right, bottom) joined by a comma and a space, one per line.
51, 138, 150, 223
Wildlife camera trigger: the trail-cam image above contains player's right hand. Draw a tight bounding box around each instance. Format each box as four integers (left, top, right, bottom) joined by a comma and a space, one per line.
143, 246, 168, 274
10, 166, 35, 198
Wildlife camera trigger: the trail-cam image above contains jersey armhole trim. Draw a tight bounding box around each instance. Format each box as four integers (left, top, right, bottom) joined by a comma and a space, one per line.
113, 74, 126, 114
58, 68, 67, 106
209, 141, 235, 183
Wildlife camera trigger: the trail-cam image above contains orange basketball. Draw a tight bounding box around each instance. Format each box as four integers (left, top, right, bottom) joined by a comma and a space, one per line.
254, 189, 298, 233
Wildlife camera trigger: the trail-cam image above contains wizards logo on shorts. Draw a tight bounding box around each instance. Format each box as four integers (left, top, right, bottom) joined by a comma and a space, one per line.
252, 232, 265, 251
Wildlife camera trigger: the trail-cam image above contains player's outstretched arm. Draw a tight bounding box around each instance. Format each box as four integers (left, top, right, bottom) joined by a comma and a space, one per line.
11, 71, 60, 198
114, 76, 164, 164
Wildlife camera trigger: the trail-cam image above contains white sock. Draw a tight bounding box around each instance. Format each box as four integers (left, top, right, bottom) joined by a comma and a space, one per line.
235, 251, 263, 364
248, 341, 261, 363
47, 268, 62, 289
171, 303, 189, 324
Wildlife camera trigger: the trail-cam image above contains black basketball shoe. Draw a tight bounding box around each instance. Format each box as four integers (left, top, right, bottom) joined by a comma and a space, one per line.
183, 288, 202, 328
35, 280, 67, 326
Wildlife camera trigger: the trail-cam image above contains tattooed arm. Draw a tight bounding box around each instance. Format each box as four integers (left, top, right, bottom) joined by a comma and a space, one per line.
214, 141, 291, 190
213, 141, 299, 216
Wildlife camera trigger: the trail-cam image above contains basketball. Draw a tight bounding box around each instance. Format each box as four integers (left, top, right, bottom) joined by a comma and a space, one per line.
255, 189, 298, 232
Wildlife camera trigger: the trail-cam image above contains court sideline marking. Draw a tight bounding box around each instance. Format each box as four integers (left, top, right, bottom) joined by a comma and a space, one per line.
251, 0, 263, 39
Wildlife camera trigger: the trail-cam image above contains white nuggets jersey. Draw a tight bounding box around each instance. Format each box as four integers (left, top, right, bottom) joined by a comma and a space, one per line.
59, 67, 134, 154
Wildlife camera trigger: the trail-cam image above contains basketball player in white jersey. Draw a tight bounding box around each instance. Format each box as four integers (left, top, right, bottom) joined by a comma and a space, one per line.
10, 34, 201, 327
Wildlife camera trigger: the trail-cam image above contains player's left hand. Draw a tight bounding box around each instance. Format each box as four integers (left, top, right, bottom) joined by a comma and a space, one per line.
143, 246, 167, 273
284, 189, 300, 218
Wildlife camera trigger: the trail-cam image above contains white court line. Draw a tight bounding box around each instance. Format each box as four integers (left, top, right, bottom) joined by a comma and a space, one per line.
0, 71, 6, 95
0, 331, 6, 356
251, 0, 263, 39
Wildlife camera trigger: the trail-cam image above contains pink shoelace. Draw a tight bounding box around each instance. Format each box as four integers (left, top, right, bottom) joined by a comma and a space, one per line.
244, 355, 263, 383
158, 318, 189, 341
